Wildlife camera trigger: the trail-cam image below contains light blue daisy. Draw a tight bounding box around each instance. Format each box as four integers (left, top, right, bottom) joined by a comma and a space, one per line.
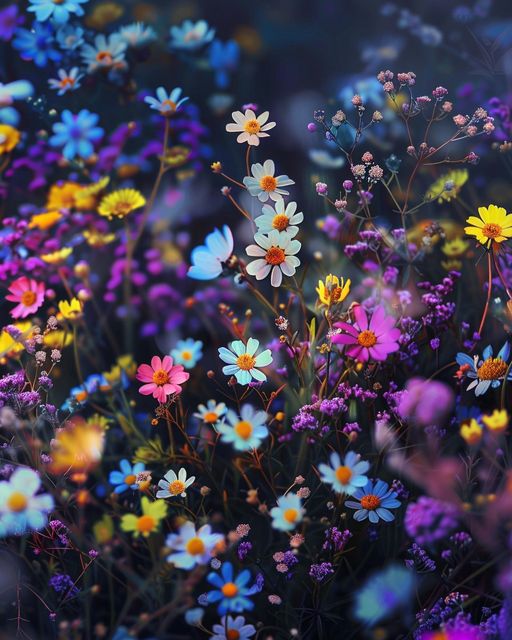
270, 493, 304, 531
0, 467, 54, 536
319, 450, 370, 495
171, 339, 203, 369
218, 337, 272, 385
345, 479, 401, 524
206, 562, 258, 614
144, 87, 189, 115
187, 226, 234, 281
28, 0, 89, 24
217, 404, 269, 451
109, 459, 146, 494
169, 19, 215, 51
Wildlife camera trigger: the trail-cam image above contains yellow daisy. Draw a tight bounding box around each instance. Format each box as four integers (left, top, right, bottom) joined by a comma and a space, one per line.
58, 298, 83, 320
465, 204, 512, 248
43, 330, 73, 349
74, 176, 110, 210
83, 228, 116, 247
120, 496, 167, 538
426, 169, 468, 203
482, 409, 508, 434
46, 182, 82, 211
98, 189, 146, 220
0, 125, 21, 154
316, 274, 351, 307
41, 247, 73, 264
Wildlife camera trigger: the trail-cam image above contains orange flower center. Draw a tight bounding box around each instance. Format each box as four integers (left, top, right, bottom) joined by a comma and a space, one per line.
330, 286, 344, 303
335, 466, 353, 484
168, 480, 186, 495
204, 411, 219, 423
21, 290, 37, 307
265, 246, 286, 265
236, 353, 256, 371
259, 175, 277, 192
244, 119, 261, 134
227, 631, 241, 640
234, 421, 253, 440
185, 536, 206, 555
357, 330, 377, 348
272, 214, 289, 231
482, 222, 502, 239
96, 51, 113, 64
221, 582, 239, 598
181, 351, 192, 361
124, 474, 136, 486
161, 99, 177, 112
136, 515, 156, 533
477, 357, 507, 380
112, 201, 132, 216
7, 492, 28, 512
283, 508, 298, 523
152, 369, 169, 385
360, 494, 381, 510
61, 77, 75, 87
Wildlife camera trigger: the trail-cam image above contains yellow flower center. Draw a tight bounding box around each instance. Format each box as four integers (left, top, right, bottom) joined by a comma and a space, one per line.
360, 494, 381, 510
477, 357, 507, 380
152, 369, 169, 385
272, 214, 289, 231
7, 492, 28, 512
124, 474, 136, 486
96, 51, 113, 64
283, 508, 298, 523
111, 201, 133, 217
185, 536, 206, 555
168, 480, 186, 495
181, 351, 192, 361
136, 515, 156, 534
235, 353, 256, 371
335, 466, 353, 484
234, 421, 253, 440
227, 631, 241, 640
265, 246, 286, 265
53, 0, 65, 4
357, 330, 377, 348
244, 119, 261, 134
482, 223, 502, 239
21, 290, 37, 307
221, 582, 239, 598
204, 411, 219, 423
161, 99, 177, 112
259, 175, 277, 192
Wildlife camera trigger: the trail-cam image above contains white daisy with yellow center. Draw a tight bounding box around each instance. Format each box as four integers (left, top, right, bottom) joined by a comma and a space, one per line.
156, 467, 195, 499
246, 229, 301, 287
218, 337, 273, 386
217, 404, 269, 451
225, 109, 276, 146
255, 200, 303, 239
270, 493, 304, 532
165, 521, 224, 569
193, 399, 227, 426
243, 159, 295, 202
318, 450, 370, 495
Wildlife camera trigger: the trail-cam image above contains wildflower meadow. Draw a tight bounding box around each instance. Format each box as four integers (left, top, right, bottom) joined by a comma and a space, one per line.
2, 0, 512, 638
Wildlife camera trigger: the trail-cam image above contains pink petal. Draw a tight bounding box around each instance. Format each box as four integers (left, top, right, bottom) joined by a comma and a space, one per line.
346, 345, 368, 361
151, 355, 162, 371
170, 369, 190, 384
332, 333, 358, 345
352, 304, 368, 330
139, 383, 156, 395
333, 321, 359, 337
162, 355, 173, 371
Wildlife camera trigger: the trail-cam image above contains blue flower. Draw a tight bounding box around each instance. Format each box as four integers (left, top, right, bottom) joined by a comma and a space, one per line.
354, 564, 415, 625
319, 450, 370, 495
270, 493, 304, 531
56, 24, 84, 51
48, 67, 83, 95
187, 226, 234, 280
206, 562, 258, 614
144, 87, 189, 115
169, 19, 215, 51
118, 22, 157, 48
165, 521, 224, 569
28, 0, 88, 24
170, 339, 203, 369
218, 338, 272, 385
49, 109, 104, 160
81, 33, 127, 73
456, 342, 511, 396
209, 40, 240, 89
217, 404, 269, 451
0, 467, 54, 536
109, 459, 146, 494
345, 479, 401, 523
211, 616, 256, 640
13, 22, 62, 67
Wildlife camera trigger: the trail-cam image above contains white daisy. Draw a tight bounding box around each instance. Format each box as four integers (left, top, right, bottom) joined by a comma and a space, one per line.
243, 159, 294, 202
193, 399, 227, 426
156, 467, 195, 499
254, 200, 303, 239
245, 229, 301, 287
165, 521, 224, 569
225, 109, 276, 146
217, 404, 269, 451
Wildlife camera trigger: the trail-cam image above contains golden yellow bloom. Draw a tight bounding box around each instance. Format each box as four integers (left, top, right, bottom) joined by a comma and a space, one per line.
43, 330, 73, 349
28, 211, 62, 231
465, 204, 512, 249
0, 125, 20, 154
120, 496, 167, 538
441, 237, 469, 258
58, 298, 83, 320
93, 514, 114, 544
482, 409, 508, 434
48, 417, 105, 476
46, 182, 82, 211
41, 247, 73, 264
460, 419, 483, 445
211, 161, 222, 173
426, 169, 468, 203
104, 354, 137, 385
74, 177, 110, 210
316, 274, 351, 307
83, 228, 116, 247
98, 189, 146, 220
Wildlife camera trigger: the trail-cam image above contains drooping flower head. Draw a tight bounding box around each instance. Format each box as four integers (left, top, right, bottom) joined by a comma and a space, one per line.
218, 338, 272, 385
136, 355, 190, 403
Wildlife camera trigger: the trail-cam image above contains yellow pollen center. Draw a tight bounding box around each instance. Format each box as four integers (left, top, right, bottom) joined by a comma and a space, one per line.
169, 480, 186, 495
357, 330, 377, 348
234, 421, 253, 439
185, 536, 206, 555
360, 494, 381, 510
272, 214, 289, 231
7, 492, 27, 512
21, 290, 37, 306
236, 353, 256, 371
477, 357, 507, 380
244, 119, 261, 134
124, 474, 136, 486
482, 223, 502, 239
259, 175, 278, 192
181, 351, 192, 360
136, 515, 155, 533
152, 369, 169, 385
335, 466, 353, 484
204, 411, 219, 423
96, 51, 113, 63
265, 246, 286, 265
221, 582, 239, 598
227, 631, 240, 640
161, 99, 177, 112
283, 508, 298, 523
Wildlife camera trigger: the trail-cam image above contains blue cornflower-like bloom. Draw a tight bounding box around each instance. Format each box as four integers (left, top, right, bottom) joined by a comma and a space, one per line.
170, 339, 203, 369
345, 479, 401, 523
109, 459, 146, 494
144, 87, 189, 115
319, 450, 370, 495
28, 0, 89, 24
187, 226, 234, 280
456, 342, 511, 396
354, 564, 415, 625
169, 19, 215, 50
49, 109, 104, 160
206, 562, 258, 614
13, 22, 62, 67
209, 40, 240, 89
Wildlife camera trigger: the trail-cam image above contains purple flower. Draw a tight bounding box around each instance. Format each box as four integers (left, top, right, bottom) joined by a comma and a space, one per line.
397, 378, 454, 427
309, 562, 334, 582
405, 497, 459, 545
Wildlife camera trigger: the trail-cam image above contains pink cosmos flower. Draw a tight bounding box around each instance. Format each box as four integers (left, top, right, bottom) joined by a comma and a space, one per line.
6, 276, 45, 319
332, 304, 400, 362
136, 355, 190, 403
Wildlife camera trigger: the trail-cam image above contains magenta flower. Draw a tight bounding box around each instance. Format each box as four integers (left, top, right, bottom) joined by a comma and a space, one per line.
136, 355, 190, 403
6, 276, 45, 319
332, 304, 400, 362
